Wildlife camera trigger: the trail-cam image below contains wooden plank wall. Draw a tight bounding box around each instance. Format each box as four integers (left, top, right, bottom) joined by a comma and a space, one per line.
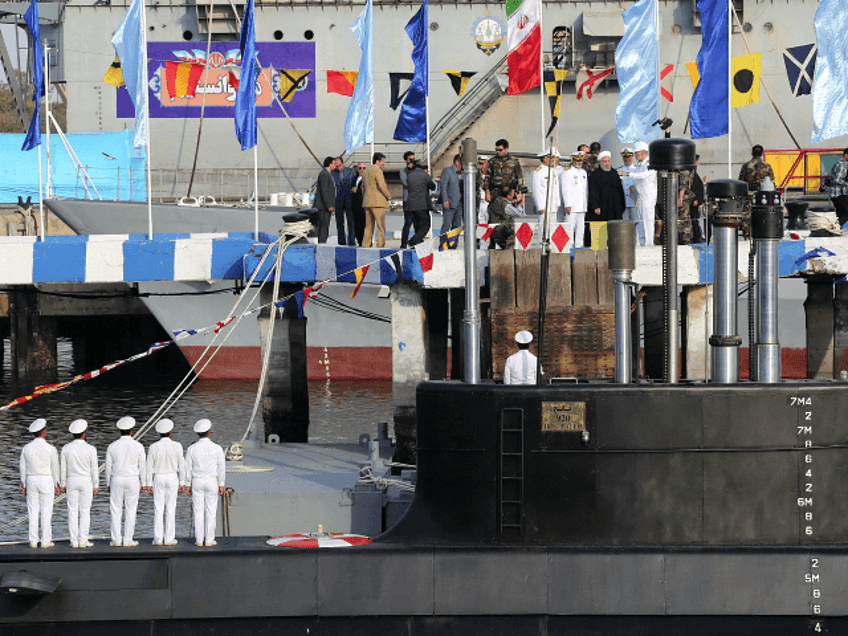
489, 248, 616, 380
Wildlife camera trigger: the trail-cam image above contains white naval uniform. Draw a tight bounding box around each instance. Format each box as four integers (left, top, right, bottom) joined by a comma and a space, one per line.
628, 158, 658, 246
60, 438, 98, 547
105, 435, 147, 545
560, 166, 588, 249
618, 163, 637, 221
20, 437, 60, 546
185, 437, 226, 545
503, 349, 538, 385
532, 163, 562, 244
147, 437, 186, 544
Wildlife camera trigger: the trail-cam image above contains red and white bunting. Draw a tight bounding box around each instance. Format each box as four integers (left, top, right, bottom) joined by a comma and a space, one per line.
266, 533, 372, 548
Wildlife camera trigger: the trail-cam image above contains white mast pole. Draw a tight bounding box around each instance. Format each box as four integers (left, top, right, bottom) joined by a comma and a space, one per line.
40, 40, 48, 240
539, 0, 545, 150
141, 0, 154, 238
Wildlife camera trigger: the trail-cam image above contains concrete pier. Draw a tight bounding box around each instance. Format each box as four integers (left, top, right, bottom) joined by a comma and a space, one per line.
258, 284, 309, 442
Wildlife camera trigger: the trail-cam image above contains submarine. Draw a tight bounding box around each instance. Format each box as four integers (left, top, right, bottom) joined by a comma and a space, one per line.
0, 139, 845, 635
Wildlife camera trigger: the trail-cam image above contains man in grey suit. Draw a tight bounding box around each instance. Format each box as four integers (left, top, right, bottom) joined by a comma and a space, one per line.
314, 156, 338, 243
439, 154, 463, 250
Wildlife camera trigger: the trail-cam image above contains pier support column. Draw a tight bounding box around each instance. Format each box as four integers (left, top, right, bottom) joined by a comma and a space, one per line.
9, 287, 57, 381
392, 281, 429, 465
833, 282, 848, 377
805, 277, 834, 380
683, 284, 713, 380
258, 284, 309, 442
643, 287, 664, 380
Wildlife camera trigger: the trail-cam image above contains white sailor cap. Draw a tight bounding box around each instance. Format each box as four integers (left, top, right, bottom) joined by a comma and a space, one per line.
155, 419, 174, 434
117, 416, 135, 430
69, 419, 88, 434
28, 418, 47, 433
515, 330, 533, 344
194, 419, 212, 433
537, 146, 560, 158
598, 150, 612, 160
634, 141, 650, 153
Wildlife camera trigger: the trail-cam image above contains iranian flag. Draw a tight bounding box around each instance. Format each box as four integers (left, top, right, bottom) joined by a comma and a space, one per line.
506, 0, 541, 95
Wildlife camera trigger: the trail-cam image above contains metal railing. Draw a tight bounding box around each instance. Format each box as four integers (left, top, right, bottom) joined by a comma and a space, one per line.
764, 147, 844, 196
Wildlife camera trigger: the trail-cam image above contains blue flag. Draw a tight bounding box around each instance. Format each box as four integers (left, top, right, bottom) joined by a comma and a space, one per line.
21, 0, 44, 152
614, 0, 660, 143
811, 0, 848, 143
393, 0, 428, 143
345, 0, 374, 153
111, 0, 148, 150
689, 0, 729, 139
234, 0, 258, 150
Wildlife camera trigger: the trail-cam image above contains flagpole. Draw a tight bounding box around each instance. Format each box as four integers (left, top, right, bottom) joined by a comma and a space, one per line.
40, 40, 48, 240
655, 0, 660, 129
727, 0, 731, 179
539, 0, 545, 149
140, 0, 153, 238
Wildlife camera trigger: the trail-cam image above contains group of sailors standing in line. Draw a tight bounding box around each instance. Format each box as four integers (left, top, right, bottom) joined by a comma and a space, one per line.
19, 416, 226, 549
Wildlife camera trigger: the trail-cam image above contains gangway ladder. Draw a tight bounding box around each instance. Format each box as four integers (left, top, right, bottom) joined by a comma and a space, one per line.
499, 408, 525, 536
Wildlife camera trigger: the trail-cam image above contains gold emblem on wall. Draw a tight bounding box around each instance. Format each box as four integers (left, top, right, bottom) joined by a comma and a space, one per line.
541, 402, 586, 432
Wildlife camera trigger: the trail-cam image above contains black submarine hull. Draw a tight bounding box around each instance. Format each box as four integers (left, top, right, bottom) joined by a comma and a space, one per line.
2, 381, 847, 634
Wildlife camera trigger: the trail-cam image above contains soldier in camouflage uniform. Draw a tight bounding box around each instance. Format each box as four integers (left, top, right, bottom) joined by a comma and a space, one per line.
738, 145, 775, 237
482, 139, 523, 198
677, 169, 695, 245
488, 185, 519, 249
583, 141, 601, 175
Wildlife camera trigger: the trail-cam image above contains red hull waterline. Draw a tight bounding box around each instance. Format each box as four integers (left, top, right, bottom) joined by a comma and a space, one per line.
179, 346, 808, 382
181, 346, 394, 381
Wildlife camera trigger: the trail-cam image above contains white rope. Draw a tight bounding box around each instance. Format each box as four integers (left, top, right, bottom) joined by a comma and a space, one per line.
358, 466, 416, 493
806, 209, 846, 235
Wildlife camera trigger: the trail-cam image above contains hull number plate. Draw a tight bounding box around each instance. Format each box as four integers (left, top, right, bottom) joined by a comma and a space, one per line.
541, 401, 586, 432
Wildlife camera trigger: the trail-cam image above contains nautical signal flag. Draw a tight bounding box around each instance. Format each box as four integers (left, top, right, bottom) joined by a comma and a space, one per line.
350, 265, 370, 299
783, 44, 816, 97
439, 226, 463, 251
278, 69, 311, 102
21, 0, 44, 152
506, 0, 541, 95
389, 72, 414, 110
576, 66, 615, 100
685, 53, 762, 108
165, 61, 204, 99
615, 0, 660, 144
345, 0, 373, 152
393, 0, 428, 143
660, 64, 674, 102
543, 69, 568, 138
328, 70, 358, 96
234, 0, 258, 150
103, 57, 125, 88
445, 70, 476, 97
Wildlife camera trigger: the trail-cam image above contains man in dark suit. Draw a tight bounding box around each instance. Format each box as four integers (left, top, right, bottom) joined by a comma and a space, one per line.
314, 156, 338, 243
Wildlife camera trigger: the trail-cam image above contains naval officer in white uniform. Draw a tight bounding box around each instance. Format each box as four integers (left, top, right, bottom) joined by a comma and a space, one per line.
503, 330, 539, 385
105, 416, 147, 547
60, 419, 99, 548
146, 419, 185, 546
185, 419, 226, 547
532, 147, 562, 245
20, 418, 60, 548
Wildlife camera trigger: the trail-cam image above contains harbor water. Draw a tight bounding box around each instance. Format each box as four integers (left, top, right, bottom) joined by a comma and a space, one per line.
0, 339, 394, 544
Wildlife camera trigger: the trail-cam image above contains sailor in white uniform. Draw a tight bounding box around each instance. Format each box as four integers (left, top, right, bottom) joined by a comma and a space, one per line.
617, 147, 638, 221
105, 416, 147, 547
560, 151, 589, 249
20, 418, 60, 548
60, 419, 99, 548
503, 330, 539, 385
532, 147, 562, 245
146, 419, 185, 546
622, 141, 658, 246
185, 419, 226, 547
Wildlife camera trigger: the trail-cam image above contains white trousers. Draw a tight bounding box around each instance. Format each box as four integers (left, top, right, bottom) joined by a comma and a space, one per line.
66, 475, 93, 546
153, 473, 179, 544
26, 475, 54, 545
565, 211, 585, 249
635, 203, 655, 246
110, 475, 140, 544
191, 477, 218, 544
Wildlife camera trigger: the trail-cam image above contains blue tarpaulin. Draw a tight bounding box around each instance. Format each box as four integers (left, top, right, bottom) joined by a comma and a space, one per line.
0, 130, 146, 204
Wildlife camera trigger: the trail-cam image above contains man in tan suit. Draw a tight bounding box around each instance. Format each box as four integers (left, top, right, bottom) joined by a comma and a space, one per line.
361, 152, 390, 248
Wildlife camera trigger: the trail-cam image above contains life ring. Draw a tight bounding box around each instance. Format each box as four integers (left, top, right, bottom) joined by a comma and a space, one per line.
266, 533, 371, 548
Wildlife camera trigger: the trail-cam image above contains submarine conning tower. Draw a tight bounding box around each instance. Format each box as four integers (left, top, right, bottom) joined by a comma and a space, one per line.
379, 139, 848, 548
